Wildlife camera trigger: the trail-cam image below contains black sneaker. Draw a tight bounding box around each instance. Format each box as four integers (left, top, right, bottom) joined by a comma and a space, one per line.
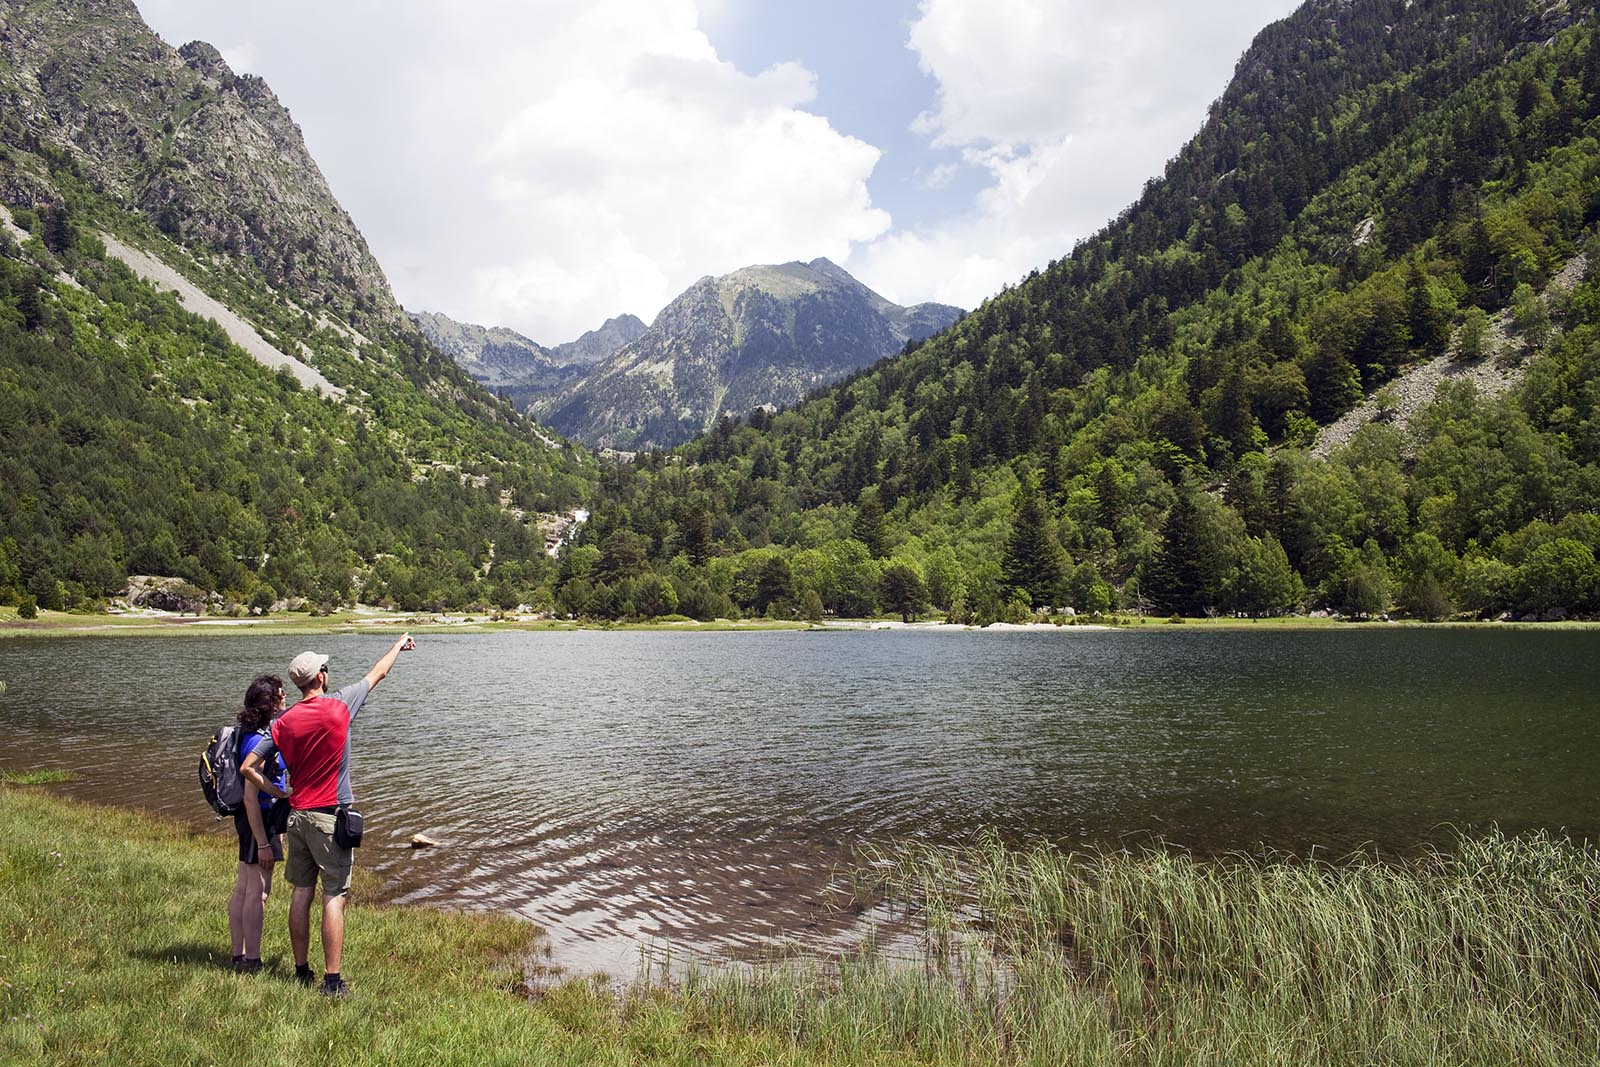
319, 976, 350, 998
295, 965, 315, 987
237, 958, 263, 975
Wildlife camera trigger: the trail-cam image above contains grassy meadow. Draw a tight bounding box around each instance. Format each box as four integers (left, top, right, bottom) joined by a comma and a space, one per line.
1, 786, 1596, 1064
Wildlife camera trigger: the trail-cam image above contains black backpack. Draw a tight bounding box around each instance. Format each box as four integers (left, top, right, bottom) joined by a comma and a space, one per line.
198, 724, 247, 816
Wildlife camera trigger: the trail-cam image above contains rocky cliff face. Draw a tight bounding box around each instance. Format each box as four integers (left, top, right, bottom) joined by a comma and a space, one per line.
411, 310, 559, 386
0, 0, 398, 325
551, 314, 647, 366
535, 259, 962, 450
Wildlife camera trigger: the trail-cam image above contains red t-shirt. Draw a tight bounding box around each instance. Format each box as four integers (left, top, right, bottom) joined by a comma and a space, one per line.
267, 680, 370, 809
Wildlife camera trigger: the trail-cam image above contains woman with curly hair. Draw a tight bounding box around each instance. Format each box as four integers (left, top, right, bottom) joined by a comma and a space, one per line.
228, 674, 289, 973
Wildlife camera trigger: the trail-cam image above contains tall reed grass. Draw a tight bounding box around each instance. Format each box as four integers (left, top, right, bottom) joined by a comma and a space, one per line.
665, 831, 1600, 1064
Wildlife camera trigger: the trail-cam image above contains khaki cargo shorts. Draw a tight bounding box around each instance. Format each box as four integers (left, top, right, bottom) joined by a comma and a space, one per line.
284, 808, 354, 897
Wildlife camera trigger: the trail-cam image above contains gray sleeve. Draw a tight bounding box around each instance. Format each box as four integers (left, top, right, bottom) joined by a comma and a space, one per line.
251, 736, 280, 768
335, 678, 373, 723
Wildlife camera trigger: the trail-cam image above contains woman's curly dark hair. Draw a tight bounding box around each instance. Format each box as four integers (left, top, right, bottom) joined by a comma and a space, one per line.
238, 674, 285, 732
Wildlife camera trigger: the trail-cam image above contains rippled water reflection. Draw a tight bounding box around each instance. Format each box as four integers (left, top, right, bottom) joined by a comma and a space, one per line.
1, 627, 1596, 972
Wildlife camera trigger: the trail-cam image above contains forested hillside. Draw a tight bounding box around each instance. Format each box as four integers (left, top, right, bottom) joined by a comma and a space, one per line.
553, 0, 1600, 624
0, 0, 593, 616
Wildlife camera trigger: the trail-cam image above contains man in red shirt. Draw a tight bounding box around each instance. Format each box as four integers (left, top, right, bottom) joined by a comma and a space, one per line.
243, 633, 414, 996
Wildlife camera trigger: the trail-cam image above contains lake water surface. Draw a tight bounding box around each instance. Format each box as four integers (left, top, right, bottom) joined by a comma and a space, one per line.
1, 627, 1595, 973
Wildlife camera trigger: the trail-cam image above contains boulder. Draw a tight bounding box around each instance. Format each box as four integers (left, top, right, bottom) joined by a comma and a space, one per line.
124, 575, 207, 614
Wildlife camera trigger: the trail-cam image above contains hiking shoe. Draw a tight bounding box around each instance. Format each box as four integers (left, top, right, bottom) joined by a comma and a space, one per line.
295, 965, 315, 987
319, 976, 350, 998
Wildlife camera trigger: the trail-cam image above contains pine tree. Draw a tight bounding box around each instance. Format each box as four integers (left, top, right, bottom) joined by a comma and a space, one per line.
879, 563, 927, 623
683, 509, 713, 566
1304, 345, 1363, 422
853, 489, 889, 557
1001, 472, 1066, 607
1406, 260, 1449, 353
1145, 492, 1210, 616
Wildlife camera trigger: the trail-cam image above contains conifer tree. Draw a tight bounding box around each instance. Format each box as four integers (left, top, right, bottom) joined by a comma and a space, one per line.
1002, 471, 1067, 607
1406, 260, 1450, 353
1145, 492, 1210, 616
880, 563, 927, 623
852, 488, 889, 558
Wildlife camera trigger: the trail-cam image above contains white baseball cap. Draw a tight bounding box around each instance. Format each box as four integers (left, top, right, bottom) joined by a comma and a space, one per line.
288, 651, 329, 687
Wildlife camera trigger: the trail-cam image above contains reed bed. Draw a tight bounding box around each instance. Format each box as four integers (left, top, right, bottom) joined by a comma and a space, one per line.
665, 831, 1600, 1065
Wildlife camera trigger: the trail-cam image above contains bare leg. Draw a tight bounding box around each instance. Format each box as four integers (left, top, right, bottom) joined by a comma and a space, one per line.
242, 864, 272, 959
228, 862, 253, 957
289, 884, 315, 967
321, 893, 346, 974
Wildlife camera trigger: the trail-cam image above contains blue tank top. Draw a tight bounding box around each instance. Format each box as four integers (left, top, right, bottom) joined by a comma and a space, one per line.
239, 730, 286, 812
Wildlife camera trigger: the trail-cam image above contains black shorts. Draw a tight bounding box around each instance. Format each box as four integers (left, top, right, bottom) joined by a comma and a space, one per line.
233, 799, 289, 864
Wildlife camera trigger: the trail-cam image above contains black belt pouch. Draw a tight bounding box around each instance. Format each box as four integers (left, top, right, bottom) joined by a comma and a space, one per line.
333, 805, 365, 848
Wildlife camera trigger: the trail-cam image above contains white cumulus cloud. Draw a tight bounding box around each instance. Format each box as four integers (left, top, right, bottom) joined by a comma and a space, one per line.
405, 1, 889, 341
848, 0, 1298, 311
471, 37, 887, 336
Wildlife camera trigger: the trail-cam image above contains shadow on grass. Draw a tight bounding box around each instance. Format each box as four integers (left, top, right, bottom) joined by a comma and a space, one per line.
130, 942, 290, 975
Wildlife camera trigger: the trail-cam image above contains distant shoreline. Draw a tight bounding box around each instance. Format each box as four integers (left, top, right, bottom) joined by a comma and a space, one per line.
0, 608, 1595, 640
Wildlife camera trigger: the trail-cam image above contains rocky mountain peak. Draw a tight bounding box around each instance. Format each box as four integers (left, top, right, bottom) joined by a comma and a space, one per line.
552, 313, 648, 366
0, 0, 399, 327
533, 258, 964, 450
177, 40, 230, 81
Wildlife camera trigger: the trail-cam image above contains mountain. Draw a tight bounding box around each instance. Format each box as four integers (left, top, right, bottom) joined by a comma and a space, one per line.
409, 309, 574, 408
534, 258, 962, 450
0, 0, 593, 616
410, 310, 646, 410
0, 4, 394, 324
547, 0, 1600, 624
551, 314, 647, 366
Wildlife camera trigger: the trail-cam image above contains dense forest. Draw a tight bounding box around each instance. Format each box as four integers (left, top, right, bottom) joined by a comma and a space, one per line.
543, 0, 1600, 624
0, 171, 593, 616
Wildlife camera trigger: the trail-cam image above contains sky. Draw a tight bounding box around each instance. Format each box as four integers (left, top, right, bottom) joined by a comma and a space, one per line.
135, 1, 1300, 345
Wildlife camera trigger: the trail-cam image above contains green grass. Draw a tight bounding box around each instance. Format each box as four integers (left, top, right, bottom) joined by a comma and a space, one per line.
1105, 614, 1600, 630
3, 793, 1596, 1065
0, 770, 79, 785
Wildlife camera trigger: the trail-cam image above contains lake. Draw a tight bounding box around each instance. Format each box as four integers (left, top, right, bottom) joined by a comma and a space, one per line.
1, 626, 1595, 973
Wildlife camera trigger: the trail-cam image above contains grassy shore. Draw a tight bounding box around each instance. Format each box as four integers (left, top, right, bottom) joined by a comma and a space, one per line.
3, 787, 1595, 1065
1, 604, 1594, 640
0, 607, 809, 639
0, 787, 859, 1066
